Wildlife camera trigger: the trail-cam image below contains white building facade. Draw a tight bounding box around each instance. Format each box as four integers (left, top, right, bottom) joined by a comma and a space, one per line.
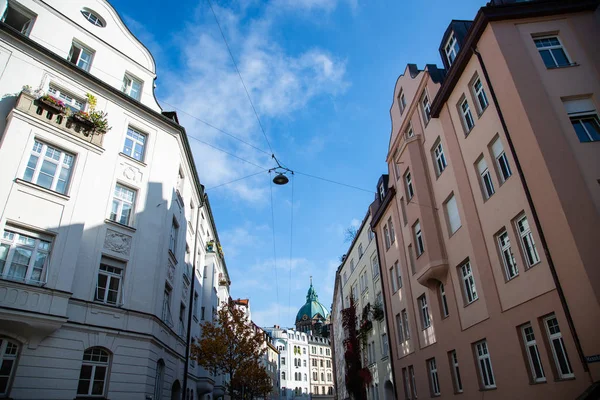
264, 327, 310, 399
307, 335, 334, 399
332, 212, 395, 400
0, 1, 231, 399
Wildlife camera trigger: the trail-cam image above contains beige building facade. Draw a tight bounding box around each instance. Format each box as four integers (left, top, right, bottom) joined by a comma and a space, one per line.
371, 0, 600, 399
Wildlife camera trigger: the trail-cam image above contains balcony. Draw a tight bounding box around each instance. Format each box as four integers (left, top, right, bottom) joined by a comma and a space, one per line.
14, 92, 104, 148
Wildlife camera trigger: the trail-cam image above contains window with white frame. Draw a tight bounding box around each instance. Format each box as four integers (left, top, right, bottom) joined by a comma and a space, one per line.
521, 323, 546, 383
491, 137, 512, 183
460, 261, 478, 304
383, 225, 391, 250
388, 217, 395, 244
405, 123, 414, 138
381, 332, 389, 357
23, 140, 75, 195
178, 302, 186, 336
350, 258, 355, 272
163, 284, 173, 325
390, 266, 397, 293
394, 158, 401, 181
0, 337, 19, 396
516, 216, 540, 267
77, 347, 110, 397
68, 41, 94, 72
368, 228, 374, 242
395, 261, 402, 290
477, 158, 495, 200
534, 36, 571, 68
445, 32, 459, 66
402, 368, 411, 400
80, 9, 105, 27
48, 85, 85, 112
421, 92, 431, 124
414, 221, 424, 256
544, 315, 574, 379
433, 139, 447, 176
475, 340, 496, 389
122, 73, 143, 101
563, 98, 600, 143
371, 254, 379, 278
405, 171, 414, 199
343, 271, 348, 285
193, 292, 199, 319
110, 184, 136, 226
444, 194, 461, 235
400, 197, 408, 226
399, 91, 406, 114
419, 294, 430, 329
2, 1, 37, 36
472, 77, 488, 113
95, 256, 124, 305
0, 227, 52, 283
460, 97, 475, 132
428, 358, 441, 396
378, 183, 385, 201
449, 350, 463, 393
439, 283, 449, 318
409, 365, 417, 399
395, 313, 404, 343
358, 243, 364, 258
359, 270, 367, 293
498, 229, 518, 280
402, 309, 410, 339
122, 127, 147, 162
169, 218, 179, 256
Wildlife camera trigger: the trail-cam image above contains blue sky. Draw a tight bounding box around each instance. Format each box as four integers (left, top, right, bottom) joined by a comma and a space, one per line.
111, 0, 484, 328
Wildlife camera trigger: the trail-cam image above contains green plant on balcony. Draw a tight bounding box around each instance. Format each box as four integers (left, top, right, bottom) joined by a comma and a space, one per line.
37, 94, 66, 114
68, 93, 111, 134
207, 240, 215, 252
372, 301, 384, 321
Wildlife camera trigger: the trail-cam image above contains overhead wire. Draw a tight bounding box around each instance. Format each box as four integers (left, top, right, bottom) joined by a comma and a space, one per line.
294, 171, 375, 194
186, 135, 269, 170
205, 169, 270, 191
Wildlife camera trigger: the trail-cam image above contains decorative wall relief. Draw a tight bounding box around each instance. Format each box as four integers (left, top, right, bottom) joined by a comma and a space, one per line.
120, 162, 143, 184
167, 262, 175, 283
104, 229, 132, 255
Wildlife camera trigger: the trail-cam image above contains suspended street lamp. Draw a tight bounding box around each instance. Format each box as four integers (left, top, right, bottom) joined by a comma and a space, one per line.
273, 172, 289, 185
269, 155, 293, 185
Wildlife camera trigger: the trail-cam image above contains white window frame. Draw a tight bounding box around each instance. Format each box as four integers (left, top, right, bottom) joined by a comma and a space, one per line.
81, 9, 104, 27
433, 140, 447, 176
477, 158, 495, 200
521, 323, 546, 383
516, 216, 540, 268
122, 73, 143, 101
444, 194, 461, 235
450, 350, 463, 393
419, 294, 431, 329
472, 77, 488, 113
381, 332, 389, 357
193, 292, 199, 320
48, 85, 85, 111
460, 97, 475, 132
405, 171, 414, 200
163, 283, 173, 326
461, 261, 478, 304
399, 91, 406, 114
395, 261, 402, 289
389, 266, 397, 293
544, 315, 574, 379
475, 340, 496, 389
68, 41, 94, 72
396, 313, 404, 344
533, 36, 572, 69
402, 309, 410, 339
388, 217, 395, 244
384, 225, 391, 250
440, 283, 449, 318
379, 183, 385, 201
2, 1, 36, 36
491, 139, 512, 183
0, 338, 19, 396
409, 365, 417, 399
428, 358, 440, 396
95, 258, 124, 305
498, 229, 518, 280
421, 92, 431, 124
110, 184, 136, 226
77, 347, 110, 397
169, 218, 179, 256
1, 227, 52, 284
414, 221, 424, 256
122, 127, 147, 162
405, 123, 414, 138
445, 32, 459, 66
23, 140, 75, 195
371, 254, 379, 278
402, 368, 411, 400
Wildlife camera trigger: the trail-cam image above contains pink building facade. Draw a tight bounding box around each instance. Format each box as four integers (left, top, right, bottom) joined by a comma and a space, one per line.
370, 1, 600, 399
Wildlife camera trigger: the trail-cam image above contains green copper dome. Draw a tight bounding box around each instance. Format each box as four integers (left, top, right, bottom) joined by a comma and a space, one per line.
295, 281, 330, 323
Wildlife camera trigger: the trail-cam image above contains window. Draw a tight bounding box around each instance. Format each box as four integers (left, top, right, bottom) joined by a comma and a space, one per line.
371, 254, 380, 279
400, 197, 408, 226
95, 257, 124, 305
414, 221, 424, 256
449, 350, 463, 393
388, 217, 395, 244
544, 315, 573, 379
395, 313, 404, 344
68, 42, 94, 72
477, 158, 495, 200
460, 261, 478, 304
368, 228, 375, 242
313, 372, 317, 381
475, 340, 496, 389
282, 372, 286, 380
444, 194, 461, 235
178, 303, 186, 336
409, 365, 417, 399
389, 266, 397, 293
521, 323, 546, 383
383, 225, 391, 250
303, 360, 306, 367
169, 218, 179, 255
460, 97, 475, 132
439, 283, 449, 318
343, 271, 348, 285
428, 358, 440, 396
381, 333, 389, 357
564, 98, 600, 142
0, 338, 19, 396
405, 123, 414, 138
405, 171, 414, 199
200, 306, 205, 321
408, 245, 416, 275
122, 127, 147, 162
350, 258, 355, 272
398, 91, 406, 114
193, 292, 199, 319
516, 216, 540, 267
419, 295, 430, 329
491, 138, 512, 182
162, 284, 173, 325
110, 184, 136, 226
356, 243, 364, 260
445, 32, 459, 66
534, 36, 571, 68
2, 1, 36, 36
498, 230, 518, 280
421, 92, 431, 124
81, 9, 105, 27
395, 261, 402, 290
304, 348, 307, 354
394, 157, 401, 181
472, 77, 488, 113
48, 85, 85, 111
122, 74, 143, 101
360, 270, 367, 293
23, 140, 75, 195
1, 228, 52, 283
77, 347, 110, 396
154, 360, 165, 400
402, 368, 411, 400
433, 140, 447, 176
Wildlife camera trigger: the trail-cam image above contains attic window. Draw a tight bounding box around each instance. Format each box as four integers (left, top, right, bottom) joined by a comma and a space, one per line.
2, 1, 37, 36
445, 32, 460, 66
80, 9, 105, 27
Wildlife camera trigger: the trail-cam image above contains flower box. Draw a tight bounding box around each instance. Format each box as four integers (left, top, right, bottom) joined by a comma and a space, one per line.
71, 112, 95, 130
37, 95, 65, 115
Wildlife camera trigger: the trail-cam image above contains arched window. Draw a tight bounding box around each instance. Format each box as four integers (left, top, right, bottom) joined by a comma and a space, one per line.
154, 359, 165, 400
304, 373, 307, 381
77, 347, 110, 396
0, 338, 19, 396
80, 9, 105, 27
281, 371, 286, 380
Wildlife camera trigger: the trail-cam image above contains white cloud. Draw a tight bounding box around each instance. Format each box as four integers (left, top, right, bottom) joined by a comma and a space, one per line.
252, 303, 298, 328
350, 218, 361, 228
273, 0, 358, 13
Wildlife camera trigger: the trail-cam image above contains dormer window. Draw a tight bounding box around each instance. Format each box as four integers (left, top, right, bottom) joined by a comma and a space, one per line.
2, 1, 36, 36
80, 9, 105, 27
379, 183, 385, 201
445, 33, 460, 66
122, 73, 143, 101
68, 41, 94, 72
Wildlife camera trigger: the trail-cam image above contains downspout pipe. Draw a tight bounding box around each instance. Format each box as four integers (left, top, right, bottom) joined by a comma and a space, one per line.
182, 188, 205, 398
472, 47, 589, 375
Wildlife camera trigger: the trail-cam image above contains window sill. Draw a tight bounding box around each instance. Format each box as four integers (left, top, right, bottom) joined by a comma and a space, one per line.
448, 225, 462, 239
15, 178, 70, 200
118, 152, 147, 167
0, 275, 47, 287
546, 63, 579, 70
554, 376, 576, 382
464, 126, 474, 137
464, 298, 479, 308
104, 218, 136, 233
479, 387, 497, 392
476, 105, 488, 119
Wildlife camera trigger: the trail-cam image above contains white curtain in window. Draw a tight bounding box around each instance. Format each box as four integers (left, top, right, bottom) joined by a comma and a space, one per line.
491, 138, 504, 158
445, 195, 461, 233
477, 158, 488, 174
563, 98, 595, 114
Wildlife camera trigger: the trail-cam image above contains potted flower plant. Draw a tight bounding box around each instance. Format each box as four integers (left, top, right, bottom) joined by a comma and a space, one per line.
69, 93, 111, 134
206, 240, 215, 252
37, 94, 66, 115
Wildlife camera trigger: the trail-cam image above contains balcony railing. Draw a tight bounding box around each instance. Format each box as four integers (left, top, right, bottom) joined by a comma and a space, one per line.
15, 92, 104, 148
